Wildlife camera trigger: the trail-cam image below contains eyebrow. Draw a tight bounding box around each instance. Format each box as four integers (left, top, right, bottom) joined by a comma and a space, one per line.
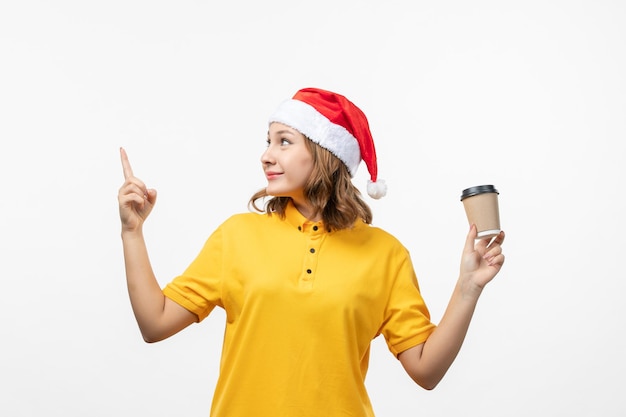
267, 129, 298, 140
273, 129, 297, 136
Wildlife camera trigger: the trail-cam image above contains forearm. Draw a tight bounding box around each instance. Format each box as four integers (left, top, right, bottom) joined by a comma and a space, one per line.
427, 281, 481, 376
121, 230, 168, 340
402, 278, 483, 389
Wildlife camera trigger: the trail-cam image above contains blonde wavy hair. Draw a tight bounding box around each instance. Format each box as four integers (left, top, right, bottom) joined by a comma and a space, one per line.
249, 138, 373, 231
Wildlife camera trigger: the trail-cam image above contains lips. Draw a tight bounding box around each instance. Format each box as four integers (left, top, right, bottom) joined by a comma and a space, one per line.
265, 171, 282, 180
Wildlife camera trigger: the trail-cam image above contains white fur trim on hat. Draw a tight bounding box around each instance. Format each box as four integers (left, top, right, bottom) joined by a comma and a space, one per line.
268, 99, 361, 177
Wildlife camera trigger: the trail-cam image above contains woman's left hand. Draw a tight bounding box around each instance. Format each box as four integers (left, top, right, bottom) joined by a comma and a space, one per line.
460, 225, 505, 291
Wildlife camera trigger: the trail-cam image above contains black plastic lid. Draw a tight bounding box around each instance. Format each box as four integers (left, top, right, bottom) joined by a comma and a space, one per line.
460, 184, 499, 201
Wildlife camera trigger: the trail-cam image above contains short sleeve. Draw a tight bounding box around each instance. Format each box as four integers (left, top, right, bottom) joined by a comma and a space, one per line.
380, 251, 437, 357
162, 226, 224, 322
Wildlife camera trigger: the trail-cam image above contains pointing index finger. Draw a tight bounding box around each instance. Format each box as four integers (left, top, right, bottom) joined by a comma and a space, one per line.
120, 147, 134, 180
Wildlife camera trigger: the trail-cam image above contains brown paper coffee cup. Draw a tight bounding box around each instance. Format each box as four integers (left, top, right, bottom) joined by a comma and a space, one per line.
460, 185, 501, 239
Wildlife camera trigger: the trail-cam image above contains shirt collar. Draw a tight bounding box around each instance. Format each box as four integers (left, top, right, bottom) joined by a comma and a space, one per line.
284, 201, 325, 234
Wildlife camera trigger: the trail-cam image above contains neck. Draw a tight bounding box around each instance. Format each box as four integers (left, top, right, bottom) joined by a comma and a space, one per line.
292, 198, 321, 222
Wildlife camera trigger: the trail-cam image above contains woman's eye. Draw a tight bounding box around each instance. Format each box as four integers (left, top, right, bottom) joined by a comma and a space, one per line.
266, 137, 291, 147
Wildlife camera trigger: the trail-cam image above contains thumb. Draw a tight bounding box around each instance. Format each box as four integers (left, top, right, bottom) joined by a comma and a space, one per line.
464, 224, 478, 253
146, 188, 157, 206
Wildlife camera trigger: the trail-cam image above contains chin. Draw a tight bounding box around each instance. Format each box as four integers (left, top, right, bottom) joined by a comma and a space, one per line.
266, 188, 293, 198
265, 188, 281, 197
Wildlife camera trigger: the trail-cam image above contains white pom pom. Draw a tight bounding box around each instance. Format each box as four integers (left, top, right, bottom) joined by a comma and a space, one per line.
367, 179, 387, 199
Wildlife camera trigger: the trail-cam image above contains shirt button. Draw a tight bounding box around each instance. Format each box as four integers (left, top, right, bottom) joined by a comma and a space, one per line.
310, 248, 315, 253
306, 269, 312, 274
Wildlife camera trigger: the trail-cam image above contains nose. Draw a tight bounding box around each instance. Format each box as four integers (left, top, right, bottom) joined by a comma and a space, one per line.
261, 145, 275, 165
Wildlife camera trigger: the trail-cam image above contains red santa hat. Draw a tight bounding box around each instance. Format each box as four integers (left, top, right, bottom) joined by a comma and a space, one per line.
268, 87, 387, 199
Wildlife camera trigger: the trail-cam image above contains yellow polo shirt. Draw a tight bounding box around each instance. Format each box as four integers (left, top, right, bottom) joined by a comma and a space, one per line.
163, 203, 436, 417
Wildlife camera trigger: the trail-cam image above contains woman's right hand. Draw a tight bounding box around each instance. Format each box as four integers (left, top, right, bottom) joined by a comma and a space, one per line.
118, 147, 157, 233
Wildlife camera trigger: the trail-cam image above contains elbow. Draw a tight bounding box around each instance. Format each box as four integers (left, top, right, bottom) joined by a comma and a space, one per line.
142, 335, 160, 344
418, 379, 440, 391
412, 376, 440, 391
140, 328, 167, 344
409, 372, 445, 391
399, 346, 444, 391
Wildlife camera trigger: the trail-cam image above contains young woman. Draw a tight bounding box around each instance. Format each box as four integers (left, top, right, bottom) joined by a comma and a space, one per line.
118, 87, 505, 416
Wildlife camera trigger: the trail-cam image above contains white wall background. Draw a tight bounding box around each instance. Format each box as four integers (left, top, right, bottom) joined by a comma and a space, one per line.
1, 1, 625, 416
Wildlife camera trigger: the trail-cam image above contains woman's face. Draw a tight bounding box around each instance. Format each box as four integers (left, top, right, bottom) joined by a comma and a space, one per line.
262, 122, 315, 202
